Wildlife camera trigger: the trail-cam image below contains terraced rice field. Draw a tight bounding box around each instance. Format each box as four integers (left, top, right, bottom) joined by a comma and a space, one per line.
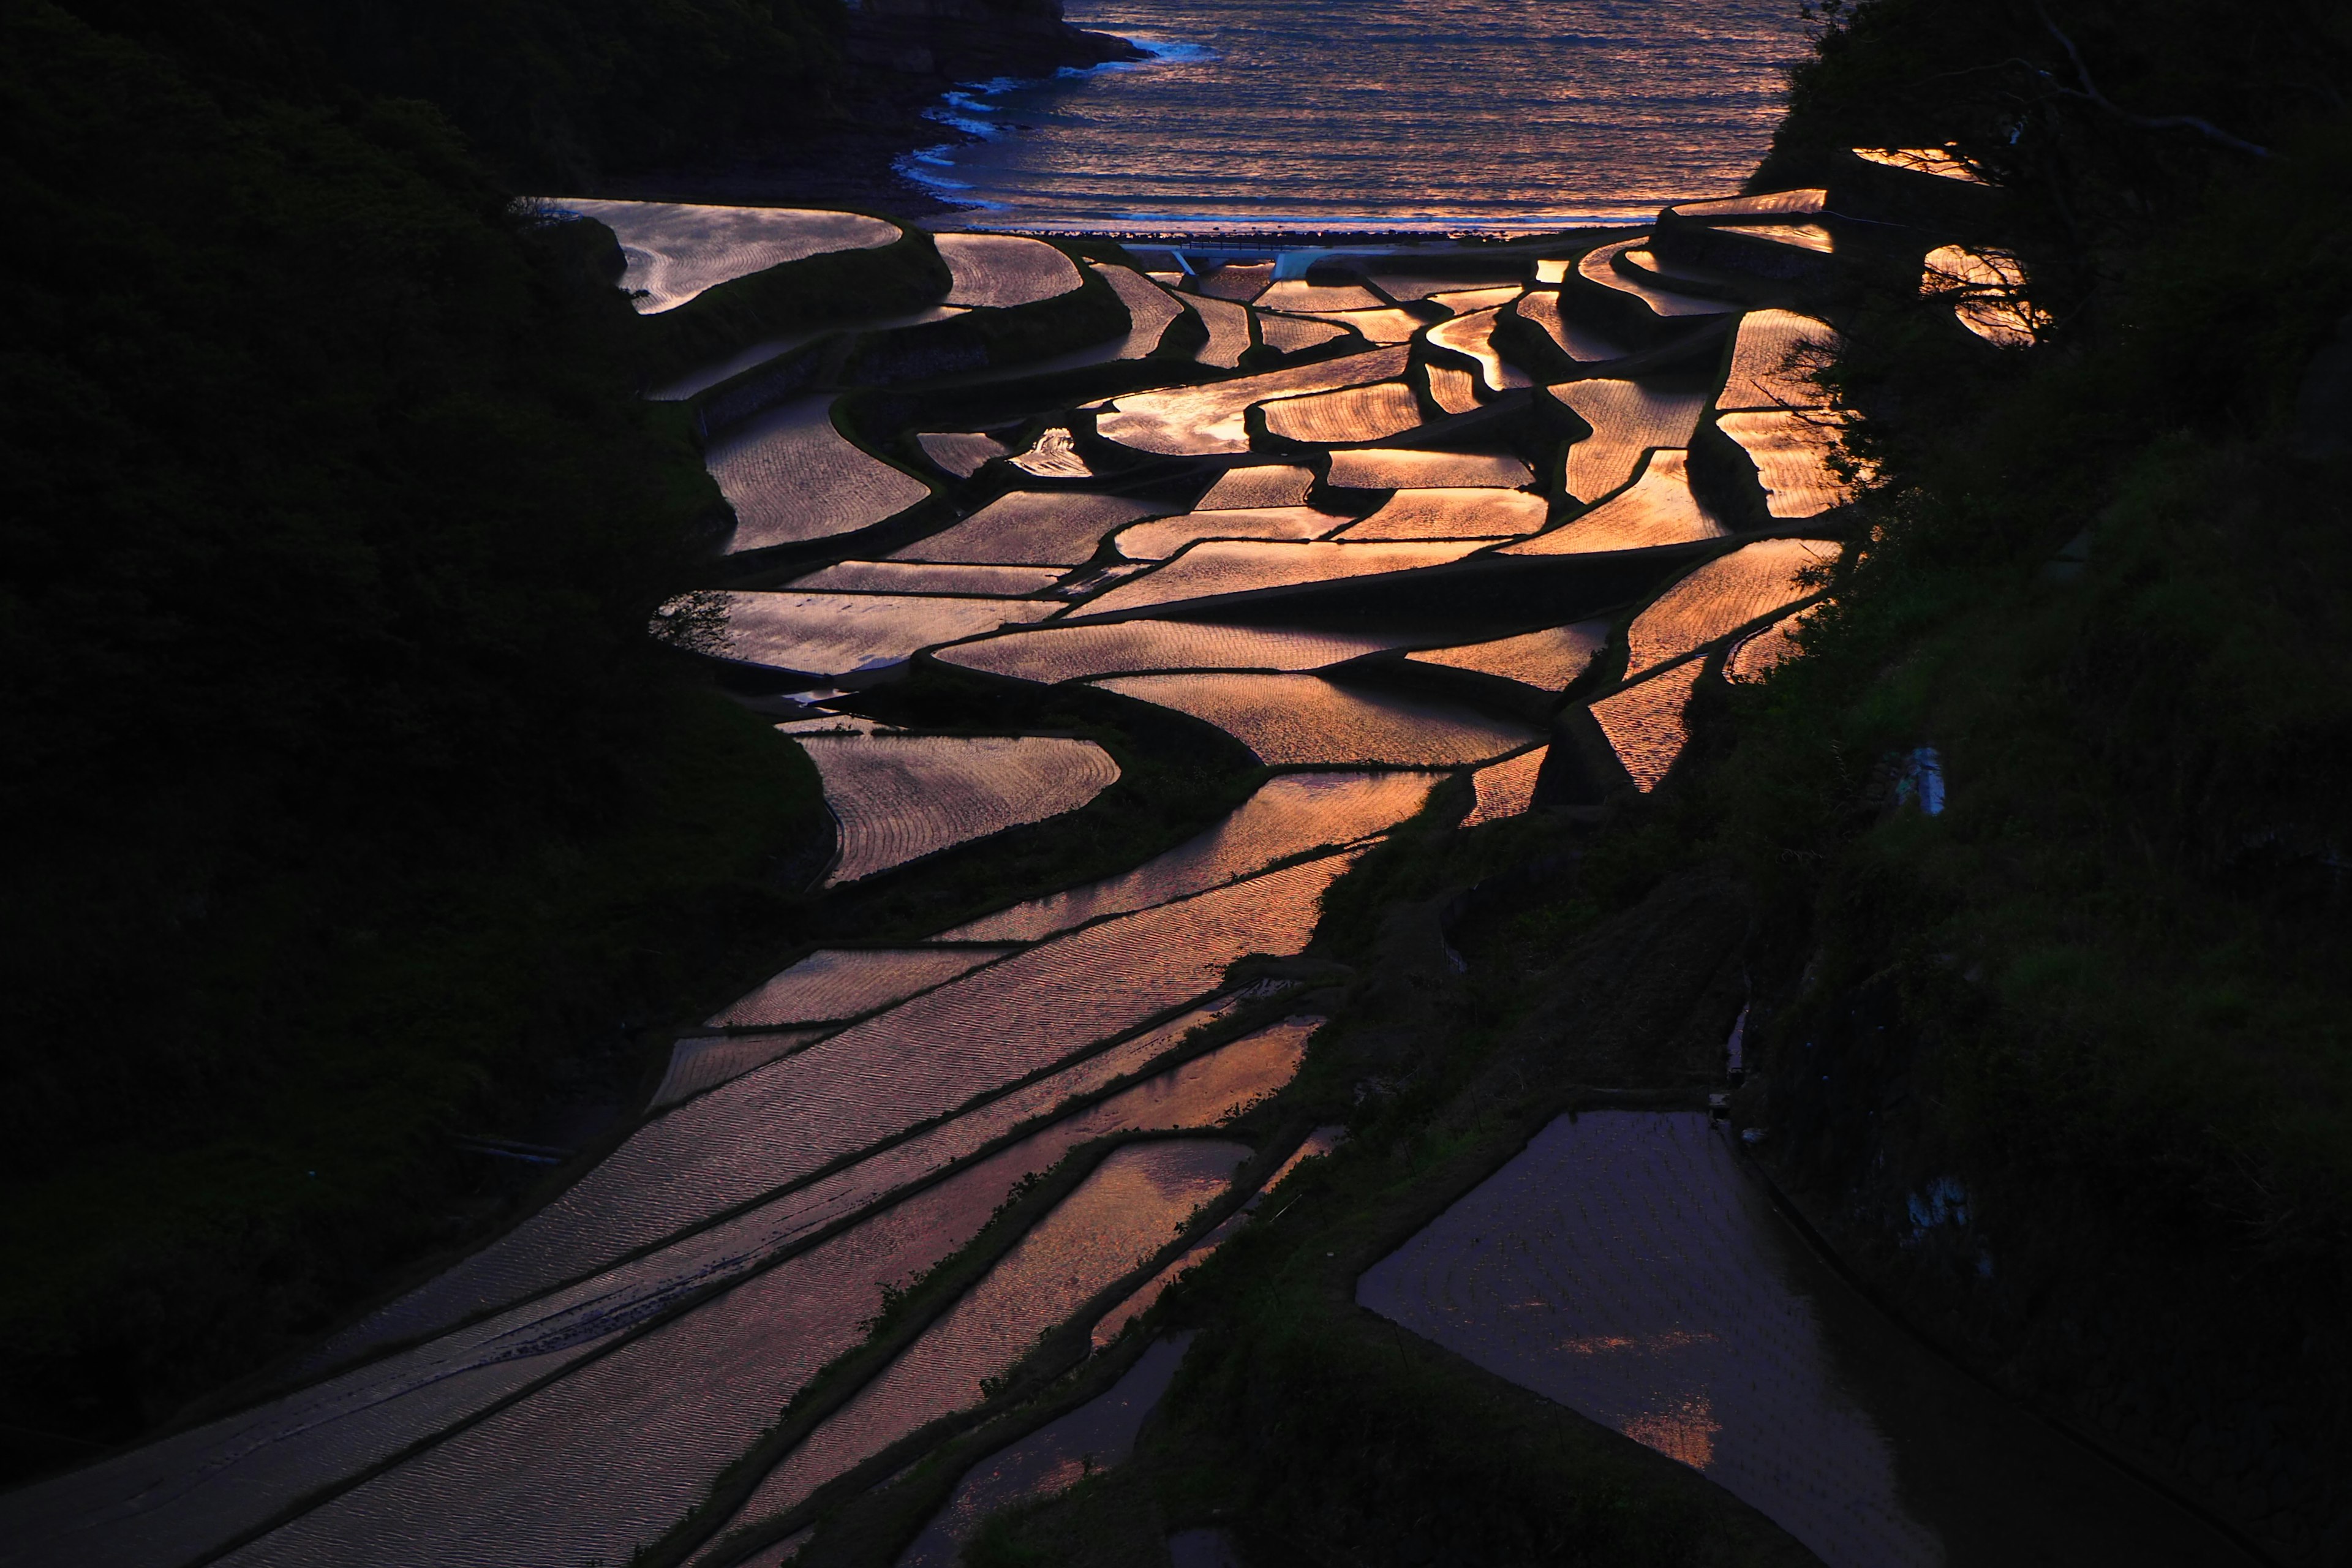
1256, 281, 1385, 312
1425, 363, 1482, 415
1725, 607, 1813, 682
1624, 538, 1834, 676
708, 948, 1020, 1029
1336, 488, 1546, 540
58, 194, 1919, 1568
939, 620, 1415, 684
217, 1031, 1310, 1568
650, 1030, 831, 1110
1547, 380, 1710, 501
800, 734, 1121, 883
1091, 264, 1186, 357
1668, 188, 1827, 219
1921, 244, 2044, 348
943, 772, 1439, 942
1577, 239, 1737, 318
1255, 314, 1353, 354
1325, 448, 1534, 489
916, 432, 1009, 477
720, 1140, 1252, 1528
1195, 263, 1273, 301
894, 491, 1170, 565
1187, 295, 1254, 368
31, 987, 1307, 1568
1513, 291, 1627, 363
787, 560, 1063, 596
1461, 746, 1548, 826
1259, 382, 1424, 444
1430, 285, 1526, 313
1408, 622, 1608, 690
1359, 1111, 1941, 1568
1095, 347, 1410, 454
1281, 307, 1427, 344
1852, 146, 1985, 183
1089, 1120, 1347, 1349
1719, 309, 1842, 410
1713, 221, 1834, 257
1506, 449, 1723, 554
1078, 539, 1483, 616
1426, 307, 1532, 394
704, 398, 933, 552
1715, 411, 1860, 516
937, 233, 1083, 307
1114, 506, 1345, 560
701, 591, 1055, 677
1197, 464, 1316, 509
338, 858, 1359, 1352
1589, 661, 1705, 791
899, 1334, 1196, 1567
1093, 673, 1540, 766
556, 201, 899, 314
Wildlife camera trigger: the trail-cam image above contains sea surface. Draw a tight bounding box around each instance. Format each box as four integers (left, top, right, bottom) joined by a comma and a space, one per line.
906, 0, 1813, 233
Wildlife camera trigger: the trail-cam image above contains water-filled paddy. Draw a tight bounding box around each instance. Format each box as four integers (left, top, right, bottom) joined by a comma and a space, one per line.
701, 589, 1058, 677
1095, 672, 1540, 766
708, 948, 1021, 1030
894, 489, 1170, 565
936, 232, 1083, 307
1407, 622, 1609, 690
1589, 660, 1705, 791
1716, 410, 1861, 517
554, 202, 899, 314
1461, 745, 1549, 826
1360, 1112, 1942, 1567
1079, 538, 1481, 616
1547, 380, 1711, 502
1093, 347, 1409, 454
940, 618, 1415, 683
1504, 448, 1723, 554
1114, 505, 1346, 559
1336, 488, 1547, 541
795, 733, 1121, 883
718, 1140, 1253, 1528
1623, 537, 1834, 676
704, 399, 933, 552
943, 771, 1439, 941
898, 1334, 1195, 1566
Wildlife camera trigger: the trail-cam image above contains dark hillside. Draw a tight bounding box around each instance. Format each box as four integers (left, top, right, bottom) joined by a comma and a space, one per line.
1703, 0, 2352, 1555
0, 0, 839, 1471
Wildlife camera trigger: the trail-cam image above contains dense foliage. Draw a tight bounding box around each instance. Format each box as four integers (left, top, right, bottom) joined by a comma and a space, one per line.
1700, 0, 2352, 1547
0, 0, 839, 1461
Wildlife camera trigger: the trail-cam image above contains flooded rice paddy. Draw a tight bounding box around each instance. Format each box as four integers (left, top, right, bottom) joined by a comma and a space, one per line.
938, 619, 1414, 683
943, 772, 1438, 942
705, 399, 935, 553
795, 733, 1120, 883
16, 137, 2095, 1568
1095, 673, 1541, 766
1623, 537, 1835, 677
897, 1333, 1195, 1567
717, 1140, 1249, 1530
1361, 1112, 2250, 1568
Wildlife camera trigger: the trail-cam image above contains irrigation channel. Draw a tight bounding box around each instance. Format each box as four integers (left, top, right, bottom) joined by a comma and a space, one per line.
0, 182, 2257, 1567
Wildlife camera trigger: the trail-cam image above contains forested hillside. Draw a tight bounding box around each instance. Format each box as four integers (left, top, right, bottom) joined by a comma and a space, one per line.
0, 0, 840, 1469
1717, 0, 2352, 1551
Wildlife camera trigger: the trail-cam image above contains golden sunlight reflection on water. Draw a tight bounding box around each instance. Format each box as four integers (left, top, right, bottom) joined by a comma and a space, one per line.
908, 0, 1812, 231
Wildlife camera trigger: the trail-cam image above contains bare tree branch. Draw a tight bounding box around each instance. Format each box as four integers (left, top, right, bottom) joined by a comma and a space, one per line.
2037, 10, 2271, 158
